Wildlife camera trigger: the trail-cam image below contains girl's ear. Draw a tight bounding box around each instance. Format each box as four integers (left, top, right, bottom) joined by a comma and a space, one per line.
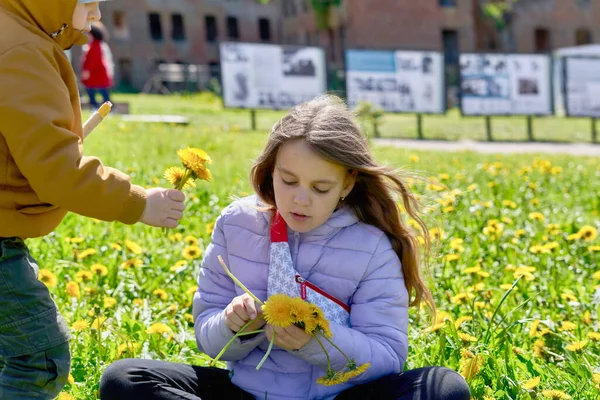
341, 170, 358, 199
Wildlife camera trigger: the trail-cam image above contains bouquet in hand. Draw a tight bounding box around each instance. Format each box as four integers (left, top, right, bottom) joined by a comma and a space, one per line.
210, 256, 370, 386
164, 147, 212, 190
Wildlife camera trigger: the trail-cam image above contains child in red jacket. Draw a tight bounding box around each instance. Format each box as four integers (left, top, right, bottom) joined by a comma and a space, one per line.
81, 23, 113, 109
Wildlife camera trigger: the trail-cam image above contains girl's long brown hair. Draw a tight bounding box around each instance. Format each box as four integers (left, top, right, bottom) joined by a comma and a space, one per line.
250, 95, 435, 313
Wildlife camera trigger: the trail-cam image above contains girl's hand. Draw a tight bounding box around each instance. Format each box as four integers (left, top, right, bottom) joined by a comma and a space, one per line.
266, 324, 312, 351
225, 293, 265, 333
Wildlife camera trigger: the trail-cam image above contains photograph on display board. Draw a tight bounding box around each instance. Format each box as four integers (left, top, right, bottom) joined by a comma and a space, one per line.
220, 42, 327, 110
564, 57, 600, 118
460, 53, 552, 116
345, 49, 445, 114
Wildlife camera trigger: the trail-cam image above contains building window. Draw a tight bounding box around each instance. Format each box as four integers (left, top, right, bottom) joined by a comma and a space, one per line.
148, 13, 163, 41
172, 14, 185, 41
205, 15, 218, 42
259, 18, 271, 41
442, 29, 459, 65
440, 0, 457, 6
227, 16, 239, 39
112, 11, 129, 40
535, 28, 551, 52
575, 28, 592, 45
118, 58, 132, 86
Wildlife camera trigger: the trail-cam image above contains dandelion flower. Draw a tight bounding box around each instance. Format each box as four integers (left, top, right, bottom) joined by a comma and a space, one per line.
75, 270, 93, 282
133, 298, 144, 307
125, 240, 143, 255
454, 316, 472, 329
77, 248, 97, 259
71, 320, 89, 331
196, 167, 212, 182
587, 332, 600, 341
184, 235, 199, 246
578, 226, 598, 242
146, 322, 172, 335
206, 222, 215, 235
110, 243, 122, 251
339, 363, 371, 382
91, 316, 107, 330
65, 282, 80, 299
541, 390, 571, 399
153, 289, 169, 301
529, 320, 541, 338
565, 341, 587, 352
169, 232, 183, 242
164, 166, 196, 189
38, 269, 57, 288
458, 333, 477, 343
58, 393, 76, 400
522, 376, 540, 390
316, 371, 346, 386
182, 245, 202, 260
262, 294, 295, 328
104, 297, 117, 309
459, 354, 483, 381
559, 321, 576, 332
90, 264, 108, 276
68, 374, 75, 385
529, 212, 545, 222
533, 338, 546, 358
177, 147, 212, 178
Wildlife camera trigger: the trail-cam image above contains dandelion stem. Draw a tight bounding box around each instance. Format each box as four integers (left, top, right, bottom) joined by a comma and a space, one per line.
313, 334, 333, 373
209, 320, 253, 366
237, 329, 265, 336
218, 256, 264, 306
256, 331, 275, 370
316, 330, 351, 364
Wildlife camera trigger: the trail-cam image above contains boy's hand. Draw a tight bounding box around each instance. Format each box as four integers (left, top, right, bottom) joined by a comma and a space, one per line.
266, 324, 312, 351
139, 188, 185, 228
225, 293, 265, 333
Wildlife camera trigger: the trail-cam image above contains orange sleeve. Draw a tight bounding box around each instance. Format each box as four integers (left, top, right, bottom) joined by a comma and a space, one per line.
0, 44, 146, 224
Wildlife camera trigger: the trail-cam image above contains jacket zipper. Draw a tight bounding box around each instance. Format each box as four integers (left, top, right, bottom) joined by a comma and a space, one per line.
295, 275, 351, 313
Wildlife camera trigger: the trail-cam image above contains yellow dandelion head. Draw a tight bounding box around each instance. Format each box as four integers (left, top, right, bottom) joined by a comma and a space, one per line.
565, 341, 587, 352
77, 248, 97, 260
177, 147, 212, 177
262, 294, 295, 328
68, 374, 75, 385
454, 316, 472, 329
90, 264, 108, 276
103, 297, 117, 309
125, 240, 143, 255
459, 354, 484, 381
316, 370, 346, 386
58, 393, 76, 400
196, 167, 212, 182
65, 282, 80, 299
164, 166, 196, 189
120, 259, 143, 269
75, 270, 93, 283
529, 320, 541, 338
289, 297, 313, 325
529, 212, 545, 222
458, 332, 477, 343
182, 245, 203, 260
184, 235, 199, 246
541, 390, 571, 400
153, 289, 169, 301
110, 243, 123, 251
169, 232, 183, 242
38, 269, 58, 288
146, 322, 172, 335
91, 316, 108, 330
578, 225, 598, 242
340, 363, 371, 382
71, 319, 89, 331
559, 321, 576, 332
522, 376, 540, 390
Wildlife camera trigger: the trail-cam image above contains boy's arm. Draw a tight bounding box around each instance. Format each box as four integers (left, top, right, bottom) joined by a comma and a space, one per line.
0, 44, 146, 224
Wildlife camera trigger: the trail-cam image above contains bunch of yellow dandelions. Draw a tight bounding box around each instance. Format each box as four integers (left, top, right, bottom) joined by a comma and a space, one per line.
164, 147, 212, 190
210, 256, 370, 386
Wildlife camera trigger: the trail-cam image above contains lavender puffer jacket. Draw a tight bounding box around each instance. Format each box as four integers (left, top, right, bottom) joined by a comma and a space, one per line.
193, 196, 409, 400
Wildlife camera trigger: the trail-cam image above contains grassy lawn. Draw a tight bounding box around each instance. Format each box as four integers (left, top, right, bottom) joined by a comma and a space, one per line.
36, 94, 600, 399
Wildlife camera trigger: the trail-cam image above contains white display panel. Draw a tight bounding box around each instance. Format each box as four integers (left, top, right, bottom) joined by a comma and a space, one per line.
221, 42, 327, 109
460, 53, 552, 116
345, 49, 445, 114
564, 57, 600, 118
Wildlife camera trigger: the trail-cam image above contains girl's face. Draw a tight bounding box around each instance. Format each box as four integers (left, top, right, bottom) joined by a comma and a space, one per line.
273, 140, 356, 233
72, 3, 101, 32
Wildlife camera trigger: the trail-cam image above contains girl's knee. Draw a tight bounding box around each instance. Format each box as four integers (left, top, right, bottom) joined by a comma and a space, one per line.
99, 358, 145, 399
431, 367, 471, 400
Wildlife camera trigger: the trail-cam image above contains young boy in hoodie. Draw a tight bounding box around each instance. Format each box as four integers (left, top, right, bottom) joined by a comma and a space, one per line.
0, 1, 186, 398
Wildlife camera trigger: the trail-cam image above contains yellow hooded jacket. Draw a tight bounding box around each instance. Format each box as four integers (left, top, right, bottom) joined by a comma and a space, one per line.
0, 0, 146, 239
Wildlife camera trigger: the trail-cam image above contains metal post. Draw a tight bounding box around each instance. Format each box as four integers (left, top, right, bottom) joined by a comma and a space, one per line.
485, 116, 493, 142
527, 116, 534, 142
251, 109, 257, 131
417, 114, 424, 140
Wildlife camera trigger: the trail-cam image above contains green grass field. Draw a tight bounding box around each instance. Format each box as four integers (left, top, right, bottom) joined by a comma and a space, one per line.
31, 94, 600, 399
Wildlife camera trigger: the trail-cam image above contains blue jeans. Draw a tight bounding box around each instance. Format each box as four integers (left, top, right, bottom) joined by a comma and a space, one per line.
0, 238, 71, 399
86, 87, 111, 109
